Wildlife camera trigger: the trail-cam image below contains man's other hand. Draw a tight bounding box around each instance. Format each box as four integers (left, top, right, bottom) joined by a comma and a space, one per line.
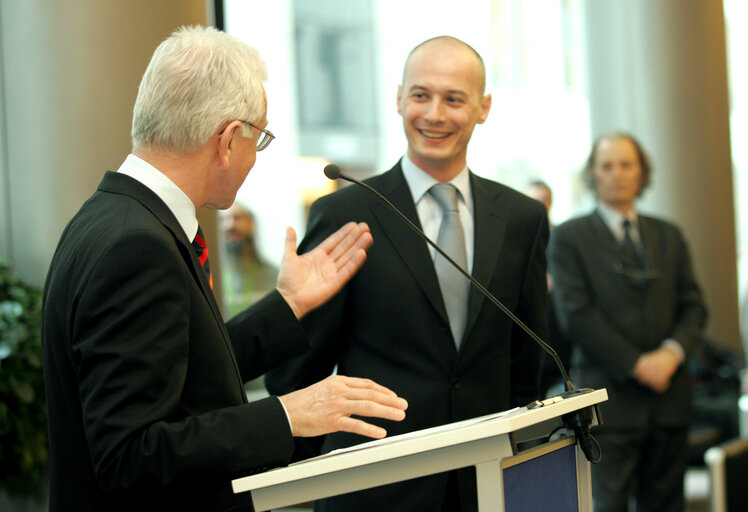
279, 375, 408, 439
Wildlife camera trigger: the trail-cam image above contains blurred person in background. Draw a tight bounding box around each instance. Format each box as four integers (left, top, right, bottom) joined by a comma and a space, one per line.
524, 180, 570, 397
221, 202, 279, 317
548, 132, 707, 512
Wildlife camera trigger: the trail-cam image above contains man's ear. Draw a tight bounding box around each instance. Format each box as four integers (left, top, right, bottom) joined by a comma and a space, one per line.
217, 120, 242, 169
396, 84, 404, 115
477, 93, 492, 124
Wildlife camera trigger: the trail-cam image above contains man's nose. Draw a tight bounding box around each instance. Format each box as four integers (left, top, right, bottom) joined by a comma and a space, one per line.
424, 99, 446, 123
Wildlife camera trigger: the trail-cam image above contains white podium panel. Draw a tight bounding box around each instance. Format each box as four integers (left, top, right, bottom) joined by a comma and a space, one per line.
233, 388, 608, 511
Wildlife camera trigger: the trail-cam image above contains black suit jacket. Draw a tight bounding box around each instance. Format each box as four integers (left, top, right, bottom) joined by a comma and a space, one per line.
548, 211, 707, 428
266, 161, 548, 511
42, 172, 308, 511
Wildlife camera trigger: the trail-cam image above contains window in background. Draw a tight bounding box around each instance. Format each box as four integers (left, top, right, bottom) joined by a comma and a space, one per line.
294, 0, 379, 172
221, 0, 589, 258
475, 0, 591, 224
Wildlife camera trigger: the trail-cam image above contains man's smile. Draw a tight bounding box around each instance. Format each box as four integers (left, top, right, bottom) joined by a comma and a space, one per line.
419, 129, 451, 139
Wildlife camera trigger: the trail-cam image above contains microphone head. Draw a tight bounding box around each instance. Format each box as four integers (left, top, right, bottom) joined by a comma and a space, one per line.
324, 164, 342, 180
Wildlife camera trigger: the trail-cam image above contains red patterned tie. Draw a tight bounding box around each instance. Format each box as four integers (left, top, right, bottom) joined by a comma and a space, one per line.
192, 226, 213, 289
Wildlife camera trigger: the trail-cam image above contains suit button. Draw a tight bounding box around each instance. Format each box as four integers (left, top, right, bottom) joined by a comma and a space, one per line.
452, 379, 460, 389
439, 324, 448, 333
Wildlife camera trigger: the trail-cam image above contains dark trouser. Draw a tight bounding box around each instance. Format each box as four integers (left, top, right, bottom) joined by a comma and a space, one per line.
591, 426, 689, 512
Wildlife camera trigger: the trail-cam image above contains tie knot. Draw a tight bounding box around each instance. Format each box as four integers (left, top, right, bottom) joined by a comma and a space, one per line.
429, 183, 460, 213
622, 219, 632, 231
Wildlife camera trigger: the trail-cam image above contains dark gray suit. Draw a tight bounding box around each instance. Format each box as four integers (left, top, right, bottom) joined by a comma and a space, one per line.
548, 210, 707, 511
42, 171, 307, 511
266, 161, 549, 512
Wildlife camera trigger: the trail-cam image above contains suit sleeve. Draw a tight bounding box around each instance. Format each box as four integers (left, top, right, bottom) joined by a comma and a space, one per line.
228, 290, 309, 382
74, 231, 296, 494
667, 227, 708, 357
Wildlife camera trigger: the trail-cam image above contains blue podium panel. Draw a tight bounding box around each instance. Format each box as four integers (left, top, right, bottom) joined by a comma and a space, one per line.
503, 440, 579, 512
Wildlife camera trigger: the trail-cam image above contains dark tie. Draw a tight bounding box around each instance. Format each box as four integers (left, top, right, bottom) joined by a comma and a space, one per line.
192, 226, 213, 289
429, 183, 469, 348
622, 219, 643, 270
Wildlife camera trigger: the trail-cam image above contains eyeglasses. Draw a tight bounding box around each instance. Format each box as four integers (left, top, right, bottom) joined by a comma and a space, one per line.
240, 120, 275, 151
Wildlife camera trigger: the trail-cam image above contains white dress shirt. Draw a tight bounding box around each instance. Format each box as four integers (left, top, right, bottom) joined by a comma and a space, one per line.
400, 154, 474, 273
116, 154, 198, 242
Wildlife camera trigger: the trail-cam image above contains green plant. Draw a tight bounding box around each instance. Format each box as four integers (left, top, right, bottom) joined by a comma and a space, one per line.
0, 258, 47, 500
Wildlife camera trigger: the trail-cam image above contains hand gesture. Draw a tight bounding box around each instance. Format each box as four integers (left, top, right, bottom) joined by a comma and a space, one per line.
279, 375, 408, 439
276, 222, 373, 319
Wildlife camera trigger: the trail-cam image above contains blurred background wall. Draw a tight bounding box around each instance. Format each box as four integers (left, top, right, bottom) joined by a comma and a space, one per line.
0, 0, 744, 358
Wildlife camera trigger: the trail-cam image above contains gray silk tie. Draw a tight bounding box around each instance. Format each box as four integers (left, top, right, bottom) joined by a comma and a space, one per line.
429, 183, 469, 348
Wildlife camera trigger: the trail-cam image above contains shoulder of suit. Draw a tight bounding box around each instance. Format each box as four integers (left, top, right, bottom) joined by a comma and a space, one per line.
637, 213, 686, 240
634, 212, 685, 234
314, 165, 401, 206
553, 212, 598, 233
471, 174, 548, 217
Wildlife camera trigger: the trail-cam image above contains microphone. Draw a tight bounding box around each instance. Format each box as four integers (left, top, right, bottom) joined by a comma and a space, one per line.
323, 163, 602, 463
323, 164, 344, 180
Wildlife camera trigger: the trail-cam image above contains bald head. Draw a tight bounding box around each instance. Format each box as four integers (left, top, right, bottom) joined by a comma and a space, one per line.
396, 35, 492, 181
402, 36, 486, 96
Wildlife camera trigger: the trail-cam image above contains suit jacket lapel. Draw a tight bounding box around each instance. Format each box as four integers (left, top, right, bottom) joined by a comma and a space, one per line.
98, 172, 229, 339
369, 165, 450, 325
637, 215, 660, 275
589, 211, 619, 253
589, 212, 624, 275
467, 174, 507, 337
589, 210, 650, 289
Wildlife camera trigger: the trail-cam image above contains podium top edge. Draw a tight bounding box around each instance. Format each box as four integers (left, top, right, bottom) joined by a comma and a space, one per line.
232, 387, 608, 493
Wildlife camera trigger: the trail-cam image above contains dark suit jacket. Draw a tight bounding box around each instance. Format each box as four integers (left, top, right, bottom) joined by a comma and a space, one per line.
266, 161, 548, 511
548, 211, 707, 428
42, 172, 308, 511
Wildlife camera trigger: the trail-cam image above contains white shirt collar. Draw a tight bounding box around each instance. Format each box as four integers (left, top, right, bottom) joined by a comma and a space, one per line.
597, 201, 638, 242
116, 154, 198, 241
400, 154, 473, 210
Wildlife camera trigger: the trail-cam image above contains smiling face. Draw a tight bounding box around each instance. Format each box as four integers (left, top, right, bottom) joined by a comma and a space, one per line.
397, 38, 491, 181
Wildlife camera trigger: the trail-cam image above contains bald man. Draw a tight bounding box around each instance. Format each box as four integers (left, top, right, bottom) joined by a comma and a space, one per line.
267, 36, 548, 512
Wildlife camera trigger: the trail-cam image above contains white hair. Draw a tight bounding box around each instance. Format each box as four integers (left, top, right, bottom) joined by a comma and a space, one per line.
131, 25, 267, 155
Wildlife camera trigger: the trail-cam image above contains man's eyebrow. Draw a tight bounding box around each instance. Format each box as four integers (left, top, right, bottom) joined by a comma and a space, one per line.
407, 85, 469, 97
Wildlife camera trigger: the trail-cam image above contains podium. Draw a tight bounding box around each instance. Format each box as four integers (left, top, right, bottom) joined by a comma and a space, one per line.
232, 388, 607, 511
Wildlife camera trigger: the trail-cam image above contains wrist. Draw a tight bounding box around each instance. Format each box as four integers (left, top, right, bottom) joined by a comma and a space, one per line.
276, 287, 303, 319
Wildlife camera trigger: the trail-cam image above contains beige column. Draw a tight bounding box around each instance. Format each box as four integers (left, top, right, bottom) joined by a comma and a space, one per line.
583, 0, 741, 352
0, 0, 209, 288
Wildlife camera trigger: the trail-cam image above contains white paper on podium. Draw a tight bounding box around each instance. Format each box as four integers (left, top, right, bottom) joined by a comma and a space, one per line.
296, 406, 522, 464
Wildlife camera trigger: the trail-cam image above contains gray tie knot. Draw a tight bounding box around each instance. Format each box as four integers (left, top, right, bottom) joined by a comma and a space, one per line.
429, 183, 460, 214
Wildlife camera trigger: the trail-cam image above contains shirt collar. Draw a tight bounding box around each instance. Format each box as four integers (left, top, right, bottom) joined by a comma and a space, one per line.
400, 154, 473, 210
597, 201, 638, 238
116, 154, 198, 241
